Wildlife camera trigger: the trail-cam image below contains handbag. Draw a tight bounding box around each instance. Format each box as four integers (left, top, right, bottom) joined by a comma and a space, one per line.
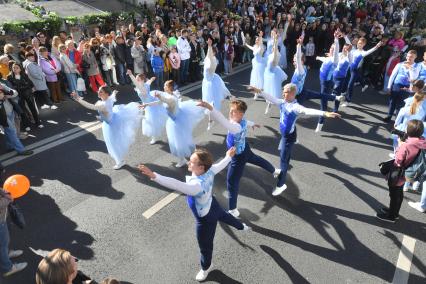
76, 76, 86, 92
379, 159, 404, 186
8, 202, 25, 229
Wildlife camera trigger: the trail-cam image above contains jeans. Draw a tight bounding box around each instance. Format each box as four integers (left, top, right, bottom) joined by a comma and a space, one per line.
180, 59, 189, 83
419, 175, 426, 210
5, 113, 25, 153
0, 222, 12, 273
346, 68, 365, 102
277, 130, 296, 187
64, 73, 82, 96
388, 185, 403, 218
115, 63, 128, 85
387, 85, 410, 118
319, 79, 334, 124
153, 71, 164, 90
227, 144, 275, 210
195, 197, 243, 270
224, 58, 232, 74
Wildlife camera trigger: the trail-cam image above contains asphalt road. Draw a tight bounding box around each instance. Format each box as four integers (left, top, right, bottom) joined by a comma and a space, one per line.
1, 64, 426, 284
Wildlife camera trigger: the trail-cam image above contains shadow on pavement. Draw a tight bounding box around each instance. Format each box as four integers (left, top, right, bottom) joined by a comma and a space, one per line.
204, 269, 243, 284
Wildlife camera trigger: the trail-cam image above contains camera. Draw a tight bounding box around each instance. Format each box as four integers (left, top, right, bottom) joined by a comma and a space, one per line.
391, 128, 408, 142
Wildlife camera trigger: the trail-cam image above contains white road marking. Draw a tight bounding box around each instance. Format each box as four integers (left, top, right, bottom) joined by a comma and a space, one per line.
392, 235, 416, 284
142, 192, 181, 219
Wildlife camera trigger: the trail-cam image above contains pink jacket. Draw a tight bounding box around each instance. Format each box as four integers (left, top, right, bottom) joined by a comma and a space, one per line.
394, 137, 426, 186
39, 55, 61, 82
388, 38, 405, 52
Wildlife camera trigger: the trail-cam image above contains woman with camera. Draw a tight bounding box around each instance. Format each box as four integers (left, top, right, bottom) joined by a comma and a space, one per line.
377, 120, 426, 222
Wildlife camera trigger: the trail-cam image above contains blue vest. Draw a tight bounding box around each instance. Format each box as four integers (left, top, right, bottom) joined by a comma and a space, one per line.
226, 119, 247, 154
350, 50, 364, 70
186, 169, 214, 218
393, 63, 411, 87
319, 58, 335, 81
279, 103, 298, 136
418, 63, 426, 82
292, 66, 307, 95
333, 56, 350, 79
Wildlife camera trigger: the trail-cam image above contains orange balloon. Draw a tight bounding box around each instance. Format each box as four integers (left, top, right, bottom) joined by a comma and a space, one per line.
3, 175, 30, 199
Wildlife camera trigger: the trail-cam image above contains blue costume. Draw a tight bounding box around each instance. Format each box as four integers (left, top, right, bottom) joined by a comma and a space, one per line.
76, 92, 141, 165
152, 155, 244, 272
264, 52, 287, 100
209, 109, 275, 210
202, 47, 230, 111
157, 92, 204, 158
248, 44, 266, 89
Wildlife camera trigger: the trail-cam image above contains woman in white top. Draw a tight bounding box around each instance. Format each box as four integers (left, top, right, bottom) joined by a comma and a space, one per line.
138, 147, 250, 282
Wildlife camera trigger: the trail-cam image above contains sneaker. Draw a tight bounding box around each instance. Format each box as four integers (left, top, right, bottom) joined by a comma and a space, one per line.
335, 95, 346, 102
379, 207, 399, 219
413, 181, 421, 191
41, 104, 50, 109
272, 184, 287, 196
273, 168, 281, 178
254, 93, 259, 100
242, 223, 251, 231
3, 262, 27, 277
341, 102, 350, 107
361, 85, 368, 92
38, 124, 44, 129
50, 105, 58, 110
408, 201, 426, 213
403, 185, 413, 192
113, 161, 125, 170
18, 133, 28, 140
376, 212, 396, 223
228, 208, 240, 218
383, 116, 391, 123
149, 137, 157, 145
175, 158, 188, 168
195, 264, 213, 282
388, 153, 395, 159
25, 127, 31, 132
315, 123, 323, 133
8, 250, 23, 258
17, 150, 33, 156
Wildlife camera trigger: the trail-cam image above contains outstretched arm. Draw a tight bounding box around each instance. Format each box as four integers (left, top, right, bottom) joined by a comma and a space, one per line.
210, 148, 236, 174
198, 102, 242, 134
362, 41, 382, 57
295, 37, 304, 75
71, 92, 107, 112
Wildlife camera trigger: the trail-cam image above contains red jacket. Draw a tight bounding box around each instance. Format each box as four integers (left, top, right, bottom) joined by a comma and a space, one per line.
386, 56, 400, 76
65, 49, 83, 72
394, 137, 426, 186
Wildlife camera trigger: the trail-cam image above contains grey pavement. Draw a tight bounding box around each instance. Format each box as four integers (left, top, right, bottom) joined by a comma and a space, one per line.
1, 65, 426, 284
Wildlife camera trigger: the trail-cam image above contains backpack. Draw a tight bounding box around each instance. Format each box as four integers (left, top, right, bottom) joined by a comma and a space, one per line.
405, 149, 426, 181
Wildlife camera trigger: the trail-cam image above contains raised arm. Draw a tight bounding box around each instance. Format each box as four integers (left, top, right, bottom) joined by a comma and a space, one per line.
272, 35, 279, 67
74, 96, 107, 112
333, 36, 340, 65
260, 90, 283, 105
210, 155, 232, 174
209, 108, 242, 134
362, 42, 382, 57
153, 173, 202, 196
204, 39, 217, 74
295, 39, 304, 75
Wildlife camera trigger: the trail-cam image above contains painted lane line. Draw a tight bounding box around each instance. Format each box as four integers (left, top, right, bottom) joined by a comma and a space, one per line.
392, 235, 416, 284
142, 192, 181, 219
2, 124, 102, 166
0, 120, 100, 162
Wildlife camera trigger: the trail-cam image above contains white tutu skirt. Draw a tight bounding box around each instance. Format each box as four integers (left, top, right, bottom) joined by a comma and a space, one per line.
103, 102, 142, 164
202, 74, 229, 111
142, 92, 168, 138
250, 55, 266, 89
264, 66, 286, 100
166, 100, 205, 158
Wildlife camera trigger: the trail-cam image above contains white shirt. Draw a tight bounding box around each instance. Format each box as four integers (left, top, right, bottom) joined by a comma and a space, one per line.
177, 36, 191, 61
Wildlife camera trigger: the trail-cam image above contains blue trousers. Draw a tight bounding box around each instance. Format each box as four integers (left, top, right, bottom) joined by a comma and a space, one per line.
115, 63, 129, 85
64, 73, 82, 96
332, 77, 346, 112
195, 197, 243, 270
180, 59, 189, 83
0, 222, 12, 273
277, 130, 297, 187
346, 68, 365, 102
227, 144, 274, 210
388, 85, 410, 118
318, 79, 334, 124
